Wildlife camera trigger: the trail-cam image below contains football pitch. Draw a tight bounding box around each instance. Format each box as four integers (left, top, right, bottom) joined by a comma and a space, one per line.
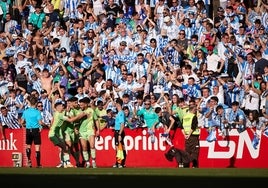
0, 168, 267, 187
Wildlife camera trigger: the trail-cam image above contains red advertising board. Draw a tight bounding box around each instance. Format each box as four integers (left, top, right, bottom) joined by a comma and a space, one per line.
0, 127, 267, 168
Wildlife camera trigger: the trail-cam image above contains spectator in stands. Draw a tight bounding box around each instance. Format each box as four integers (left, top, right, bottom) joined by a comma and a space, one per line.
0, 56, 16, 83
254, 50, 268, 75
227, 101, 247, 132
32, 67, 53, 95
0, 106, 21, 140
181, 76, 201, 102
3, 13, 18, 35
242, 82, 260, 116
39, 89, 53, 115
28, 5, 46, 29
36, 101, 52, 129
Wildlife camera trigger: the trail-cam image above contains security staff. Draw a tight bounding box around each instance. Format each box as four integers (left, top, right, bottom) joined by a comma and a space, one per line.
181, 105, 200, 168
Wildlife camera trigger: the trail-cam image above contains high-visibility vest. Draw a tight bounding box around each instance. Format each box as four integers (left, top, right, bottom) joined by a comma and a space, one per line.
182, 112, 200, 135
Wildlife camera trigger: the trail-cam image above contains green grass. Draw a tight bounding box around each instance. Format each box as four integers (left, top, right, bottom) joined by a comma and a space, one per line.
0, 167, 268, 177
1, 168, 267, 187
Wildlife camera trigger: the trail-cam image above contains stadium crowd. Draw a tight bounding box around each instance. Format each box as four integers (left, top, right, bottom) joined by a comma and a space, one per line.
1, 0, 268, 168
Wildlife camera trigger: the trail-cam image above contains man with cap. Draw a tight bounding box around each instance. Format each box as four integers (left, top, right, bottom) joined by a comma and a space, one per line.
218, 77, 241, 108
40, 89, 53, 115
7, 82, 14, 88
115, 41, 131, 60
156, 29, 169, 53
206, 45, 225, 73
162, 16, 178, 40
66, 56, 83, 96
59, 47, 69, 65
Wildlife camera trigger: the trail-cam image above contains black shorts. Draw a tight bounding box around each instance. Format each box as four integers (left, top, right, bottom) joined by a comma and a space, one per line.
26, 128, 41, 145
114, 130, 125, 146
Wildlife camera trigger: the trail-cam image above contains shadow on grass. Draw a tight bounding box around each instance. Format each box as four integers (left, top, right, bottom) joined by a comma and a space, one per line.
0, 175, 266, 187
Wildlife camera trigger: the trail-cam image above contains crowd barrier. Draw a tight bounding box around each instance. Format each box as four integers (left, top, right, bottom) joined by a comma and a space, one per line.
0, 127, 267, 168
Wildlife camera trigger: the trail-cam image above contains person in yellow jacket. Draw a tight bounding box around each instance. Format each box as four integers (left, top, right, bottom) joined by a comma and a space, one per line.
181, 105, 200, 168
51, 0, 64, 16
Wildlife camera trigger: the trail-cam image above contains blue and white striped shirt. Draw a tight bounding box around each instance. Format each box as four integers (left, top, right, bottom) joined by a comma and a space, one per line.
0, 111, 21, 129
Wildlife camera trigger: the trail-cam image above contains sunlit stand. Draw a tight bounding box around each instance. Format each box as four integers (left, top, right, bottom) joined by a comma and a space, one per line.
12, 152, 22, 167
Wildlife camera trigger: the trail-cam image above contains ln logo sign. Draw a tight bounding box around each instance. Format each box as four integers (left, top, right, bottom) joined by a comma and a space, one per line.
200, 129, 260, 159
